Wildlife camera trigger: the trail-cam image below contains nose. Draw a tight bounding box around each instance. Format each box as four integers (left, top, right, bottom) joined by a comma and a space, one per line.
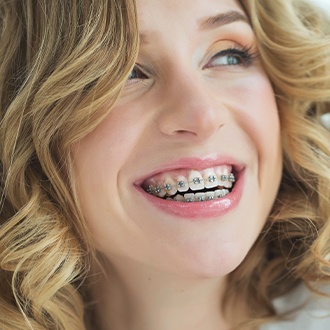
156, 71, 226, 142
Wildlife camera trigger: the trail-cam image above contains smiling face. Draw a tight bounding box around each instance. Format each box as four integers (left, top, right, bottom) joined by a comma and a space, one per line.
72, 0, 282, 278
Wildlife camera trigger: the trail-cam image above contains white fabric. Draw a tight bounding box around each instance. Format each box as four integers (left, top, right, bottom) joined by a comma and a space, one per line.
260, 285, 330, 330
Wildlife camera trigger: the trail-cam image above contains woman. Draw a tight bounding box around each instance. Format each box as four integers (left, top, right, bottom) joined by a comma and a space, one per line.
0, 0, 329, 329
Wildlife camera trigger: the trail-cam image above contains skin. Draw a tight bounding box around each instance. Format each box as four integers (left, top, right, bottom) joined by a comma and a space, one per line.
72, 0, 283, 329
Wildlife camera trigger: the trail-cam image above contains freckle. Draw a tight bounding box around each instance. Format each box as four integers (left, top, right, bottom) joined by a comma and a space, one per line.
148, 278, 152, 281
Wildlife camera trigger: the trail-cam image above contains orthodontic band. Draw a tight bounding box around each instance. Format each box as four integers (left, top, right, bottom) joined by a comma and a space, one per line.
146, 172, 236, 195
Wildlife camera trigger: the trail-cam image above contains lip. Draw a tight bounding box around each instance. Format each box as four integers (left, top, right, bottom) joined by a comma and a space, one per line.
134, 156, 245, 220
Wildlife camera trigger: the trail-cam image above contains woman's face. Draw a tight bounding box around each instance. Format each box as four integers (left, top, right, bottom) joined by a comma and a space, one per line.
73, 0, 282, 278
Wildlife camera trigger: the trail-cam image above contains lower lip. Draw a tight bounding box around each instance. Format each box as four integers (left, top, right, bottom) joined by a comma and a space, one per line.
136, 170, 245, 220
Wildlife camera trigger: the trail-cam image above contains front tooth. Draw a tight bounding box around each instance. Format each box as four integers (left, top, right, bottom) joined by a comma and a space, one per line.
188, 170, 204, 191
203, 169, 219, 189
163, 176, 177, 196
184, 193, 195, 202
177, 175, 189, 192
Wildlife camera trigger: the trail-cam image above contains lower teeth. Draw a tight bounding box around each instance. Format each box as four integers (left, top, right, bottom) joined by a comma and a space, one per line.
166, 189, 230, 202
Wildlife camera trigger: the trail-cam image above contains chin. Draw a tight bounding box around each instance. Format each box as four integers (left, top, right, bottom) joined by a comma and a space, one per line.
163, 240, 252, 280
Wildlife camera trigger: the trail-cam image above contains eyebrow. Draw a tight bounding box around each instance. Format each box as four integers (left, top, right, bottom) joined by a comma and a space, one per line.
199, 10, 249, 30
139, 10, 249, 46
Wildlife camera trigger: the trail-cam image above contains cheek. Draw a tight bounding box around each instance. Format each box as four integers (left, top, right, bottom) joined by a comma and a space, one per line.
71, 104, 150, 230
70, 111, 129, 212
209, 67, 280, 151
246, 79, 282, 221
75, 104, 148, 176
233, 73, 281, 156
226, 72, 282, 214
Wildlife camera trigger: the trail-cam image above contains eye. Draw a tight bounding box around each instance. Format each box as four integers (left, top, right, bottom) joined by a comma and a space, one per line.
205, 46, 256, 69
128, 65, 149, 80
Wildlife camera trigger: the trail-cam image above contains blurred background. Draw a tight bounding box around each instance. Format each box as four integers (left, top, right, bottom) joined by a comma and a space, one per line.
309, 0, 330, 130
309, 0, 330, 12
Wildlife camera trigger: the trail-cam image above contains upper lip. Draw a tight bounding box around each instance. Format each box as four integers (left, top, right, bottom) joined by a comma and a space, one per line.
134, 155, 245, 187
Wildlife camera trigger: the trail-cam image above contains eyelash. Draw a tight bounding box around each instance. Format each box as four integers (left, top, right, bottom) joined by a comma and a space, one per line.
205, 45, 258, 68
128, 65, 148, 81
127, 45, 258, 81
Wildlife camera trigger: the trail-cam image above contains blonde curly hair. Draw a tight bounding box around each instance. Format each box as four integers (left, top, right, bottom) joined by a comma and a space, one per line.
0, 0, 329, 329
0, 0, 138, 329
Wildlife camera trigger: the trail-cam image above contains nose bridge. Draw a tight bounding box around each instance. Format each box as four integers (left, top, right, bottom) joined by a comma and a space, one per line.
157, 67, 225, 140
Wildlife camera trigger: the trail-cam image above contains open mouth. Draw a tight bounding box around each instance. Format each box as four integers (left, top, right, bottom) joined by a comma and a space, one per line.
141, 165, 236, 203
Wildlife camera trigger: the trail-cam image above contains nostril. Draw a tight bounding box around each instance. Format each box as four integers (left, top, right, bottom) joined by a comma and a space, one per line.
173, 130, 197, 136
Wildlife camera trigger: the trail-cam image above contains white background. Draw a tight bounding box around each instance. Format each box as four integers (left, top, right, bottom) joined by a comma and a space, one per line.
309, 0, 330, 12
308, 0, 330, 129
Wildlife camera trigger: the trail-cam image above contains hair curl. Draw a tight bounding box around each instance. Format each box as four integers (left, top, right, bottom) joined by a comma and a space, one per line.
0, 1, 138, 329
227, 0, 330, 327
0, 0, 329, 329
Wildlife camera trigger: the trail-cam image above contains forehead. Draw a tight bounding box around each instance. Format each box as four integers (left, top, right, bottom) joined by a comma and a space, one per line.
136, 0, 245, 26
136, 0, 247, 44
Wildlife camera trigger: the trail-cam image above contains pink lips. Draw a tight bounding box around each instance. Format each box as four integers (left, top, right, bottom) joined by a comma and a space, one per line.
134, 156, 245, 220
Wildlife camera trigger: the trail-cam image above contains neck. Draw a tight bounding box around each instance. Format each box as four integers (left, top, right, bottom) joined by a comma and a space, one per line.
90, 257, 247, 330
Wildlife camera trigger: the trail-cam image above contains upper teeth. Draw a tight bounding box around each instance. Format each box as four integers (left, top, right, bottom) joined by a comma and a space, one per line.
142, 166, 236, 199
189, 170, 204, 191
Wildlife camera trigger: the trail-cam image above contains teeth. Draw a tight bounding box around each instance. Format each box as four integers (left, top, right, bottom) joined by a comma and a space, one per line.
174, 194, 185, 202
228, 173, 235, 182
184, 193, 195, 202
177, 175, 189, 192
203, 169, 219, 189
164, 183, 172, 191
145, 179, 157, 194
189, 170, 204, 191
146, 185, 153, 194
216, 166, 232, 188
205, 191, 215, 200
195, 192, 205, 202
178, 190, 229, 203
214, 189, 229, 198
155, 185, 166, 198
223, 181, 232, 189
143, 166, 236, 199
163, 176, 177, 196
194, 192, 215, 202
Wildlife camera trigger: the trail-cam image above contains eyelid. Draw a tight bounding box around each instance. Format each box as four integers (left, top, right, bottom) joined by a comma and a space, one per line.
128, 63, 150, 80
203, 43, 259, 69
204, 39, 252, 59
125, 63, 154, 91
